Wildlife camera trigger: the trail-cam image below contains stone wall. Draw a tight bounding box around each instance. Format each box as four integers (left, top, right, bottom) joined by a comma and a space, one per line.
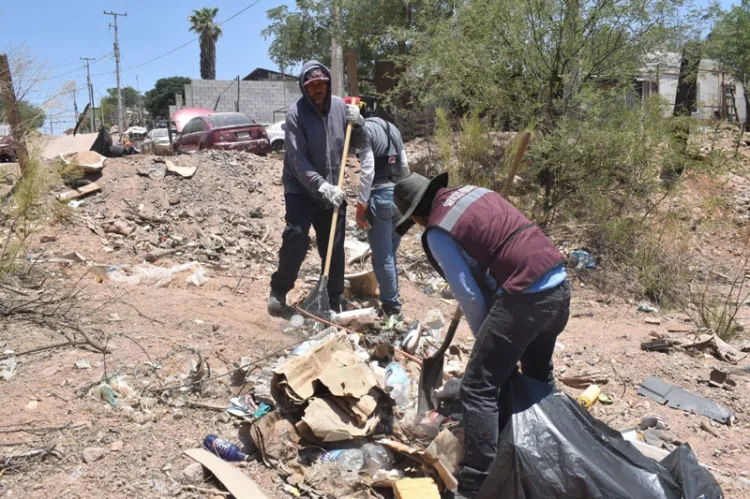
181, 79, 301, 124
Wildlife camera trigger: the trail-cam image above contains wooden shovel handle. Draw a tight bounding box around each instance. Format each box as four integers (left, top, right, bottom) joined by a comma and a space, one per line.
322, 121, 353, 278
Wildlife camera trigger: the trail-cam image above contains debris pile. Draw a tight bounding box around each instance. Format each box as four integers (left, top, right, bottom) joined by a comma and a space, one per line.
213, 317, 467, 498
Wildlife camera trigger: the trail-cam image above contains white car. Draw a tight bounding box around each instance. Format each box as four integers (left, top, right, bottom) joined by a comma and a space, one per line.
140, 128, 172, 155
264, 121, 285, 152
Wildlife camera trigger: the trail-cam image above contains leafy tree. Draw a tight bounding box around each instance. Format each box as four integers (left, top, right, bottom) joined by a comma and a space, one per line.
706, 1, 750, 129
0, 99, 46, 131
101, 86, 140, 109
398, 0, 686, 132
189, 7, 223, 80
144, 77, 191, 118
262, 0, 452, 91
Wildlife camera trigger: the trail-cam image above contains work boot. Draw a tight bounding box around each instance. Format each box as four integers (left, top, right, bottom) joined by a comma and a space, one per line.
267, 290, 289, 317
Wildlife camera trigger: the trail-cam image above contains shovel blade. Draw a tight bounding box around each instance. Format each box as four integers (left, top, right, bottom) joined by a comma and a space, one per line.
418, 354, 444, 413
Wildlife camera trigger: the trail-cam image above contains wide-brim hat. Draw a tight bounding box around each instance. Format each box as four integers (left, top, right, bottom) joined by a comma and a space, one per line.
394, 172, 449, 236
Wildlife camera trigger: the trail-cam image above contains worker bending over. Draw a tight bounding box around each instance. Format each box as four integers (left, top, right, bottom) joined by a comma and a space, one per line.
393, 172, 570, 498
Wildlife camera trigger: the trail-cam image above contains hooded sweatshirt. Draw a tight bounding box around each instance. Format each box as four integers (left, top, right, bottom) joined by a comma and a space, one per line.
282, 61, 357, 200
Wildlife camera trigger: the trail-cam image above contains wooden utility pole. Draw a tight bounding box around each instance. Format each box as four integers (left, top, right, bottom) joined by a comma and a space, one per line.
0, 53, 29, 175
347, 51, 358, 96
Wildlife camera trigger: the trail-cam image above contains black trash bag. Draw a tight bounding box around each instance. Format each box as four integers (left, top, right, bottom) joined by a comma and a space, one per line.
90, 126, 124, 158
478, 374, 722, 499
660, 443, 724, 499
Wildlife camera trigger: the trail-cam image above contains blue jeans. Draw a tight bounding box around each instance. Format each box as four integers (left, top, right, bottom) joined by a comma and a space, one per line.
367, 187, 401, 310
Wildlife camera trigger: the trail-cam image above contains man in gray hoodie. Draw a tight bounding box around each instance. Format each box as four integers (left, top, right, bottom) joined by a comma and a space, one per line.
268, 61, 364, 317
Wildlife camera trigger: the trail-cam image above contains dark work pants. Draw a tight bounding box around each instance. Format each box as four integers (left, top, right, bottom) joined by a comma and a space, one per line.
459, 281, 571, 494
270, 193, 346, 300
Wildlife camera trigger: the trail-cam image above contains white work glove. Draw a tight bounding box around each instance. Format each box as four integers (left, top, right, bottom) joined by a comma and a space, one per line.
345, 104, 365, 127
318, 181, 345, 208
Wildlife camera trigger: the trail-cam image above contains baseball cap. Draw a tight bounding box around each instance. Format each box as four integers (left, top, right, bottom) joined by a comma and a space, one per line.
303, 68, 330, 86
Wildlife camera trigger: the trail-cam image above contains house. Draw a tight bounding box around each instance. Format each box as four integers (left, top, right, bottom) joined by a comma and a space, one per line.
635, 52, 747, 124
169, 67, 301, 124
243, 68, 296, 82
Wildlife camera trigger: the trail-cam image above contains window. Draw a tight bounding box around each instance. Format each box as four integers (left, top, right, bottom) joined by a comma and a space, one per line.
208, 113, 254, 128
192, 118, 205, 132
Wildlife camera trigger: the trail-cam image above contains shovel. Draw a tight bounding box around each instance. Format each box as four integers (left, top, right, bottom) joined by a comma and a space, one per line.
302, 121, 353, 319
416, 130, 533, 413
418, 305, 463, 413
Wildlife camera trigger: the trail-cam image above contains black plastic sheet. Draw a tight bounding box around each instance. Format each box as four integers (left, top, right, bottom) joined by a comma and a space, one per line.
478, 374, 723, 499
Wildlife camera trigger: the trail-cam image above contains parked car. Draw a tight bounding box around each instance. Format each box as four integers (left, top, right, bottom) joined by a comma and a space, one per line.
264, 121, 286, 151
140, 128, 172, 155
172, 112, 269, 155
0, 135, 16, 162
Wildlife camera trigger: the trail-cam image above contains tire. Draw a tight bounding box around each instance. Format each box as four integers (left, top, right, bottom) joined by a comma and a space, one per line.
270, 140, 284, 152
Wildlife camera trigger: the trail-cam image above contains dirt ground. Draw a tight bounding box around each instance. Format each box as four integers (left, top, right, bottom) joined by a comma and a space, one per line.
1, 135, 749, 498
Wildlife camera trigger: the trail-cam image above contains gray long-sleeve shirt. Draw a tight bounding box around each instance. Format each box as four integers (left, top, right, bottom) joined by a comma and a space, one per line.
354, 117, 409, 204
281, 60, 364, 200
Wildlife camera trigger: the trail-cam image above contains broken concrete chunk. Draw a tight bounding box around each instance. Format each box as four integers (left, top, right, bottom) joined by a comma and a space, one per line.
82, 447, 109, 464
180, 462, 204, 484
165, 160, 197, 178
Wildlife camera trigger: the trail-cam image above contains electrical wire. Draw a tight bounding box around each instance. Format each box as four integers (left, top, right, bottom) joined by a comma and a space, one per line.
121, 0, 262, 72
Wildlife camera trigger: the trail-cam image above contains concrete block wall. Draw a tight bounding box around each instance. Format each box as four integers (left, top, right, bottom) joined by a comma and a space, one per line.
180, 79, 301, 124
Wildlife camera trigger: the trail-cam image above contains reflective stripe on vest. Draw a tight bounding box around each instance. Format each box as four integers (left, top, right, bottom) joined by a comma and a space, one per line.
437, 186, 492, 232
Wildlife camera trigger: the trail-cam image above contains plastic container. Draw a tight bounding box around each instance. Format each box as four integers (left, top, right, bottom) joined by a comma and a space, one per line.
361, 443, 394, 472
203, 435, 249, 462
384, 362, 411, 408
570, 250, 597, 269
578, 384, 601, 409
321, 449, 365, 472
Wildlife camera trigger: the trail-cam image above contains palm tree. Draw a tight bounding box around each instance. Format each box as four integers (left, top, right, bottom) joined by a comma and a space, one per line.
189, 7, 223, 80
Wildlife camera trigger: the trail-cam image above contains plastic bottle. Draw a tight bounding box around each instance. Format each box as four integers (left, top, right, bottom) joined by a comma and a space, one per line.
578, 384, 601, 409
384, 362, 411, 408
321, 449, 365, 472
203, 435, 249, 462
361, 443, 394, 472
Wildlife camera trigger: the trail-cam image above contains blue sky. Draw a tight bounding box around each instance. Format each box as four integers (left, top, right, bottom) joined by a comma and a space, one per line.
0, 0, 742, 134
0, 0, 293, 133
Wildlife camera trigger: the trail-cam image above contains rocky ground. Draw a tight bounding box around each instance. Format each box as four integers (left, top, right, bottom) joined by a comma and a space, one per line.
0, 135, 749, 498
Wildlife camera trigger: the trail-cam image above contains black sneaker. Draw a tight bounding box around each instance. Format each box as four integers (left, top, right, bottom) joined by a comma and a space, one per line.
267, 290, 289, 317
382, 304, 403, 320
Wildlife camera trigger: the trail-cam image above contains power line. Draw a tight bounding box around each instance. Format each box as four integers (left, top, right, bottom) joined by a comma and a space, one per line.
122, 0, 262, 72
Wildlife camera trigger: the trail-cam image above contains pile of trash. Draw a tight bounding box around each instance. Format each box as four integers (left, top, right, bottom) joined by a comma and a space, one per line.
195, 303, 724, 499
197, 307, 468, 499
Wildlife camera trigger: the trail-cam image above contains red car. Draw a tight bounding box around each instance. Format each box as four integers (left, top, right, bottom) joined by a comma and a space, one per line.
172, 112, 270, 155
0, 135, 16, 162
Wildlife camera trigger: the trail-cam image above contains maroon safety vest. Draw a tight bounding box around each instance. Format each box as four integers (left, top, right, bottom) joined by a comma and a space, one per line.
422, 186, 564, 294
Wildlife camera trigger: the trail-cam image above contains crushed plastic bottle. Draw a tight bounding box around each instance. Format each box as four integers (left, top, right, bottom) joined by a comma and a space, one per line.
203, 435, 249, 462
361, 443, 394, 472
400, 410, 441, 440
321, 449, 365, 472
384, 362, 411, 408
569, 250, 597, 269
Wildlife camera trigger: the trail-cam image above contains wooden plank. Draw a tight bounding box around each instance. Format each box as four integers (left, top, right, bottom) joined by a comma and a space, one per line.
57, 182, 101, 202
183, 448, 270, 499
